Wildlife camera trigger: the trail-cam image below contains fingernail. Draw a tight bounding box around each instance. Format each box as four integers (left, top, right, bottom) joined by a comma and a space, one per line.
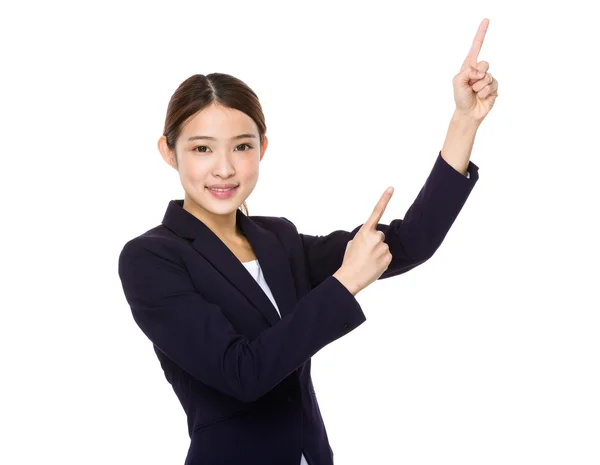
386, 186, 393, 193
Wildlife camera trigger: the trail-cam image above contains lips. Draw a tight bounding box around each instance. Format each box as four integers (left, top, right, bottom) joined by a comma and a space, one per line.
206, 185, 238, 199
206, 184, 239, 189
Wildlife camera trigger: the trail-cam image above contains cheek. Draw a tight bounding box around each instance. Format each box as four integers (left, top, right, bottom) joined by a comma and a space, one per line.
179, 157, 208, 181
241, 157, 260, 175
241, 166, 259, 185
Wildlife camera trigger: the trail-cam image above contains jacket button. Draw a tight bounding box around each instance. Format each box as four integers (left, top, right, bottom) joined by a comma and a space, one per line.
343, 323, 350, 333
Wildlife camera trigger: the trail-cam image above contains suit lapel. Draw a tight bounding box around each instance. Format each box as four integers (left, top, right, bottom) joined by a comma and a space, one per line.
161, 200, 297, 327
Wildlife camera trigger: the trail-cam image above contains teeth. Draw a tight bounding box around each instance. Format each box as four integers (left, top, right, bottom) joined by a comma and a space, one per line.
209, 187, 235, 192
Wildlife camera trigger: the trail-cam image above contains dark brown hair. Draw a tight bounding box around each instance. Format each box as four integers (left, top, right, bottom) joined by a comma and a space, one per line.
162, 73, 267, 216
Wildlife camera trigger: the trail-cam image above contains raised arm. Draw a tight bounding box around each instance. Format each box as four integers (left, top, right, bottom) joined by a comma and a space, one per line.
284, 151, 479, 289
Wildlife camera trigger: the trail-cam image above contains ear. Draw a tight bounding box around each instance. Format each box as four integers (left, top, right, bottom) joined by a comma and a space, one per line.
259, 134, 268, 161
158, 136, 178, 170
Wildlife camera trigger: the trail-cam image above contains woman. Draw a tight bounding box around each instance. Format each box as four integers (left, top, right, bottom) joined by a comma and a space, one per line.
118, 18, 498, 465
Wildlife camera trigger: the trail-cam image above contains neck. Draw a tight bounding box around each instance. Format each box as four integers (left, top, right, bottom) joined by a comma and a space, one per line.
182, 196, 243, 242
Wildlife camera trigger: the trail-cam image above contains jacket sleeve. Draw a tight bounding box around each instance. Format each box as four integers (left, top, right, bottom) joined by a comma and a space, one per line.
118, 240, 366, 403
284, 151, 479, 289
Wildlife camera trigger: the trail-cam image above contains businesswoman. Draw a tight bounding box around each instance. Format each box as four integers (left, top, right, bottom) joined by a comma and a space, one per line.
118, 18, 498, 465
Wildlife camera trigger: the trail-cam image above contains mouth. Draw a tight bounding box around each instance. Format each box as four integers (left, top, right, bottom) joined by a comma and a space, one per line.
206, 185, 239, 199
207, 186, 237, 191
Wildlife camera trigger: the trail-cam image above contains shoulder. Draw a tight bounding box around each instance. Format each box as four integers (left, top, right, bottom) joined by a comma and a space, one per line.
118, 225, 187, 266
118, 215, 300, 264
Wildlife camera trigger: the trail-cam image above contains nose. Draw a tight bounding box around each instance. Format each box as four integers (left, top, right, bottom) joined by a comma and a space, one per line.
212, 151, 236, 178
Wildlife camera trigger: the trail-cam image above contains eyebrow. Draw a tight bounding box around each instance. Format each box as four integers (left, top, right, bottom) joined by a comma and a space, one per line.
187, 133, 257, 142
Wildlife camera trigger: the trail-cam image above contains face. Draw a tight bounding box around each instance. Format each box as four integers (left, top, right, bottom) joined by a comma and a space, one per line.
158, 103, 268, 233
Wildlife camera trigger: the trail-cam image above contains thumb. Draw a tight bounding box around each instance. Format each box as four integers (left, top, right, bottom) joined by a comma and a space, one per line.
458, 65, 485, 86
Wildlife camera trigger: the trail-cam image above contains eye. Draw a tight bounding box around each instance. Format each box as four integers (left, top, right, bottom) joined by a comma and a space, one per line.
192, 143, 253, 153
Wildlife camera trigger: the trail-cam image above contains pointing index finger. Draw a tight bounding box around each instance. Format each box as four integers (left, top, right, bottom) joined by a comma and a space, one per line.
364, 187, 394, 230
462, 18, 489, 70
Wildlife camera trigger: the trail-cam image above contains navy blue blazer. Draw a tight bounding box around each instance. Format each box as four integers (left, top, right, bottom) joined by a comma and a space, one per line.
117, 151, 479, 465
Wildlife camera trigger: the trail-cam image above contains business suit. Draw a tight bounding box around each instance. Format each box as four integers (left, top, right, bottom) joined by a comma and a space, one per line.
117, 151, 479, 465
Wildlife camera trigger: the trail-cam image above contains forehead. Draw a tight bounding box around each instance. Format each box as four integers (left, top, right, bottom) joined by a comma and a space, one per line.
181, 104, 257, 138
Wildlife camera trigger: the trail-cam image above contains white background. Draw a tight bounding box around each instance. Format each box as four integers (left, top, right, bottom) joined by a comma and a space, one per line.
2, 0, 599, 464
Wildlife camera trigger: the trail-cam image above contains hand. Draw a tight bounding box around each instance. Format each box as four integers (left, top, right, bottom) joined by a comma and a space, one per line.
334, 187, 394, 296
452, 18, 499, 123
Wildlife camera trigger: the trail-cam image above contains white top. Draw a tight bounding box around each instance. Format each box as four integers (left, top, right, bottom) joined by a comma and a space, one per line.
241, 259, 310, 465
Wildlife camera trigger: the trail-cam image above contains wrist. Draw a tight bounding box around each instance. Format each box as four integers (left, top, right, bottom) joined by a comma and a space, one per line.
441, 110, 480, 173
333, 270, 359, 296
451, 109, 482, 130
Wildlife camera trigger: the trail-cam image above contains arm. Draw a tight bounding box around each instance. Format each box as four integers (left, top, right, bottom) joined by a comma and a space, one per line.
441, 109, 481, 175
118, 240, 366, 403
283, 150, 479, 289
